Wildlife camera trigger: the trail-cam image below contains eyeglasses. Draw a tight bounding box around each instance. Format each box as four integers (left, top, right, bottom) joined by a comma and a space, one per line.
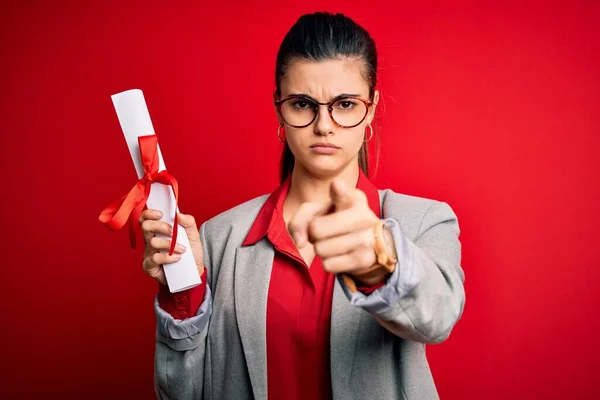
275, 94, 373, 129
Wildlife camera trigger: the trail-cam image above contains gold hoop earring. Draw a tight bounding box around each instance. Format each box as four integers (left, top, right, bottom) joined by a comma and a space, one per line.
364, 125, 373, 143
278, 123, 286, 143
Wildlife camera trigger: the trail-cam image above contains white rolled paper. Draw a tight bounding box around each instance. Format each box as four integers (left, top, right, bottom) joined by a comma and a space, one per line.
111, 89, 201, 293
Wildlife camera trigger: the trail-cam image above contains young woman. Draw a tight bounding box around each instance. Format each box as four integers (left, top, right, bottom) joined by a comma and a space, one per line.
141, 12, 465, 400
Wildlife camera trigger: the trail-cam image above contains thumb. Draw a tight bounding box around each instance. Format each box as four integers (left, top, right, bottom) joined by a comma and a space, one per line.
330, 178, 354, 210
177, 212, 201, 243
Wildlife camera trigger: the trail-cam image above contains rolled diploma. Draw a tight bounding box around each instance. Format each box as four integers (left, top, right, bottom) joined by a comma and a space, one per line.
111, 89, 201, 293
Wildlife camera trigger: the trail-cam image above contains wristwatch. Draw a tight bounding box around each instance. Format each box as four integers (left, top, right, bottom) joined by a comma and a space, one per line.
341, 220, 398, 292
373, 219, 398, 272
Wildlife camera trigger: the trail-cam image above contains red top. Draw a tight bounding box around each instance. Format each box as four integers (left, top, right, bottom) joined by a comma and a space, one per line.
159, 168, 384, 399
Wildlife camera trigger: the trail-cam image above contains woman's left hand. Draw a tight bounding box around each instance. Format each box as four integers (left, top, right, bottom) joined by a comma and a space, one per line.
288, 178, 391, 285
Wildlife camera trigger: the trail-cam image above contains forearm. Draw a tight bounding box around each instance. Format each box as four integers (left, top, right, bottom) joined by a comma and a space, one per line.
340, 202, 465, 343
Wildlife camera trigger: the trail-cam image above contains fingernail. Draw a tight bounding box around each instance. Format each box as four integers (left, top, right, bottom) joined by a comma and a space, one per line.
153, 210, 162, 218
176, 244, 186, 253
172, 254, 181, 260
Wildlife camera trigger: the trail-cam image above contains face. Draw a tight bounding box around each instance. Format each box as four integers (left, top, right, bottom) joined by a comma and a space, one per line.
277, 58, 379, 179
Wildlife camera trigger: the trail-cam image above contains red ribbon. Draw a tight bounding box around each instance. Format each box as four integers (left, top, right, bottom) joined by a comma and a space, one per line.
99, 134, 179, 255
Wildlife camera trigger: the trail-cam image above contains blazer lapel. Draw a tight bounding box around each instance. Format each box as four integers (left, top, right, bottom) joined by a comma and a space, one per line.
330, 278, 363, 394
234, 239, 274, 400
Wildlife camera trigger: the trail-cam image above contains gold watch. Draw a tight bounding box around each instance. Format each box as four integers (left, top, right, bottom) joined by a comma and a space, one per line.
341, 220, 398, 293
373, 219, 398, 272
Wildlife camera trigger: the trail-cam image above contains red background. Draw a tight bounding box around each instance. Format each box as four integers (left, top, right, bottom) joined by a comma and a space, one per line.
1, 1, 599, 398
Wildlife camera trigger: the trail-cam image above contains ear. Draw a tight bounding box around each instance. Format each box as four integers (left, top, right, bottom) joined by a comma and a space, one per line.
366, 89, 379, 125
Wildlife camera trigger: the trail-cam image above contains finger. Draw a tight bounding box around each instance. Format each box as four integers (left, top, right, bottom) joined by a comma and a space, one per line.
139, 209, 163, 224
288, 201, 331, 248
322, 247, 376, 275
141, 220, 173, 237
331, 179, 371, 213
314, 227, 374, 259
141, 220, 172, 246
142, 228, 154, 245
149, 237, 187, 254
140, 209, 164, 244
151, 251, 182, 267
309, 208, 377, 242
330, 178, 357, 211
177, 213, 201, 244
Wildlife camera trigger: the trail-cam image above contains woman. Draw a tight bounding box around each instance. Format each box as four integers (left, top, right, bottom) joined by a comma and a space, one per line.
141, 12, 465, 400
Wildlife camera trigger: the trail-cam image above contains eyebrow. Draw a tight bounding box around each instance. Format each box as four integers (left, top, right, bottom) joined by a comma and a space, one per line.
286, 93, 363, 102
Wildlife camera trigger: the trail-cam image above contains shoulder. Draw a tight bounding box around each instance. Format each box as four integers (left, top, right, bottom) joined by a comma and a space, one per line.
379, 188, 459, 239
202, 193, 270, 242
379, 188, 439, 213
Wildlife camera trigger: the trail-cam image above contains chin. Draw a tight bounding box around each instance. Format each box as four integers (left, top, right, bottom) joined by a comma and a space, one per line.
299, 157, 349, 178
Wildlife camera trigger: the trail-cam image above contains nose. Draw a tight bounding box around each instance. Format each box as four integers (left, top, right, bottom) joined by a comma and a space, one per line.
313, 104, 334, 136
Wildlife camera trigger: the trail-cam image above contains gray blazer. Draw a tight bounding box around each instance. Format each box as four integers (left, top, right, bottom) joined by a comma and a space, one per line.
154, 188, 465, 399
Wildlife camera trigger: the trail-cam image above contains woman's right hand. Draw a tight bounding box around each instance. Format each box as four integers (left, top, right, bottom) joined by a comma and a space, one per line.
139, 209, 205, 285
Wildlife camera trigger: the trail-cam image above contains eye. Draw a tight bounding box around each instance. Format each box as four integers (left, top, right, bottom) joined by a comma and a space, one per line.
335, 100, 358, 110
292, 100, 313, 110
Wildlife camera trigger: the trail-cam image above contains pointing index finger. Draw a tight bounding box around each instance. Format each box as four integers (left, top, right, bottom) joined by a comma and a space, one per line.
330, 179, 356, 211
288, 201, 332, 248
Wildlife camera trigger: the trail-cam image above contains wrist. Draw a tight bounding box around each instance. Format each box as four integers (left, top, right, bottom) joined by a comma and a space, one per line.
351, 265, 392, 286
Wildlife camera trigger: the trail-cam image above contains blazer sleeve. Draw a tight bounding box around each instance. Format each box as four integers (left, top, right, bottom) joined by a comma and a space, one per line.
339, 201, 465, 344
154, 221, 213, 399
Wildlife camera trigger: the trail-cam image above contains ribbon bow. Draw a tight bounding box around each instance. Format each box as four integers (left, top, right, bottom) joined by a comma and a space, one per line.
99, 134, 179, 255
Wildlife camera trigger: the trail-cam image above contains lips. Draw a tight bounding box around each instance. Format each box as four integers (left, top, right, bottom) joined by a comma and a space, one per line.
310, 143, 340, 149
310, 143, 340, 155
